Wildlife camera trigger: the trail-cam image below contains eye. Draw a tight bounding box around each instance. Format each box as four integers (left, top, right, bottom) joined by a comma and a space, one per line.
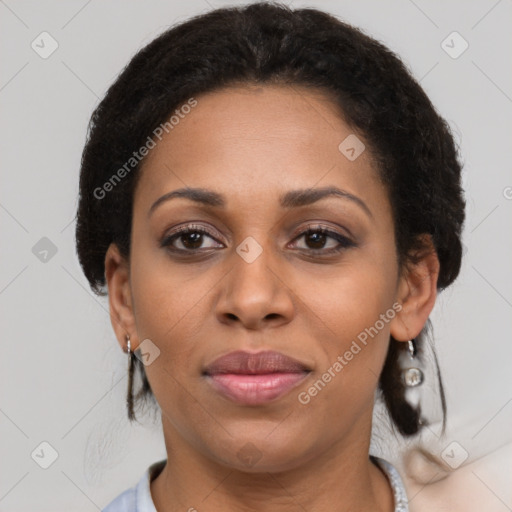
161, 224, 224, 252
289, 225, 355, 254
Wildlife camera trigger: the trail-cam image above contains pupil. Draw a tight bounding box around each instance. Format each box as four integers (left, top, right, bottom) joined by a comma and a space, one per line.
307, 232, 326, 249
183, 232, 202, 249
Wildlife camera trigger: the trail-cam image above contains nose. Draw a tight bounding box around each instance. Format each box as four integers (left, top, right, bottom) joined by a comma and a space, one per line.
214, 245, 295, 331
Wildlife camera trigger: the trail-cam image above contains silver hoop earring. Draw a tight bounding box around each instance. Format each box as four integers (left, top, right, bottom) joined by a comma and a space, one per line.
402, 339, 424, 387
126, 334, 131, 355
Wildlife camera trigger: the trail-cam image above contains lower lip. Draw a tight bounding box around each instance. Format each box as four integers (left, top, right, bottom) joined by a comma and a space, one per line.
206, 372, 309, 405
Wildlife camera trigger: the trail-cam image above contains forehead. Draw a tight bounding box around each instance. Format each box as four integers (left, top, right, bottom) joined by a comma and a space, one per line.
135, 84, 384, 212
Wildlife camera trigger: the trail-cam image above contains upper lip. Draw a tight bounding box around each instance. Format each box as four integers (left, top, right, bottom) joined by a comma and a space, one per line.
203, 350, 311, 375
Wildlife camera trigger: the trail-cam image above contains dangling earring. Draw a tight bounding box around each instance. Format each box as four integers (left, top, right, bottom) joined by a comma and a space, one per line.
126, 334, 136, 420
398, 337, 426, 428
393, 334, 445, 434
402, 339, 424, 387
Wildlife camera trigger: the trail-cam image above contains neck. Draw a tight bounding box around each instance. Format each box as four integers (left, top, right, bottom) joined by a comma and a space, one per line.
151, 414, 394, 512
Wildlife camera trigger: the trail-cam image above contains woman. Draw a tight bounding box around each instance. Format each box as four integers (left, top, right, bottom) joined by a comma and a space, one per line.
75, 2, 465, 511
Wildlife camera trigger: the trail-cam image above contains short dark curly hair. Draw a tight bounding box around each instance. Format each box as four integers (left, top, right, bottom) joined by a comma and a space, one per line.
75, 1, 465, 436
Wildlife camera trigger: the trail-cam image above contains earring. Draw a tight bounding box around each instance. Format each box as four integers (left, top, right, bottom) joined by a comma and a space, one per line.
126, 334, 136, 420
396, 335, 445, 432
402, 339, 424, 387
398, 337, 426, 428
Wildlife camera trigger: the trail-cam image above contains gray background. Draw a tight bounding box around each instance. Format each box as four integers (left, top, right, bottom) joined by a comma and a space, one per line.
1, 0, 511, 510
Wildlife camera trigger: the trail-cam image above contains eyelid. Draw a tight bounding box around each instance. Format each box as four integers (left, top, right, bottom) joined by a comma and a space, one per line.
165, 223, 222, 240
160, 223, 226, 249
286, 222, 356, 254
289, 222, 354, 242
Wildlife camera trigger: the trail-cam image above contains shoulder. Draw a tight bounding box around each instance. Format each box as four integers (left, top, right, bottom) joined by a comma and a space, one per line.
101, 459, 167, 512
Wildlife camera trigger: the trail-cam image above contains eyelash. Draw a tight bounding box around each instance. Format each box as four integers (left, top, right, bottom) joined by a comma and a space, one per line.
160, 223, 356, 256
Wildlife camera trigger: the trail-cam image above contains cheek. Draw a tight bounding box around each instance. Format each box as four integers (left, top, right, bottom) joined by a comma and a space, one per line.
131, 281, 208, 360
292, 253, 397, 409
128, 254, 212, 424
295, 252, 398, 344
128, 239, 214, 367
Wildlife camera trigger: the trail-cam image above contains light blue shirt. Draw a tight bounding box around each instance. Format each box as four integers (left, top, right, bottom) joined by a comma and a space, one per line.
102, 459, 165, 512
102, 456, 409, 511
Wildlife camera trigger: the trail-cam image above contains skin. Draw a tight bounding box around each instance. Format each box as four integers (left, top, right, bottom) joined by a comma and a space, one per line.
105, 84, 439, 512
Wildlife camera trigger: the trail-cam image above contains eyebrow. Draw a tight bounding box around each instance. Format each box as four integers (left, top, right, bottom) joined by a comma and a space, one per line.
148, 185, 372, 218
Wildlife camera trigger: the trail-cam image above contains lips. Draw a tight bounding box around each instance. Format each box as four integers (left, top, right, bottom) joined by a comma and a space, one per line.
204, 350, 311, 375
203, 350, 311, 405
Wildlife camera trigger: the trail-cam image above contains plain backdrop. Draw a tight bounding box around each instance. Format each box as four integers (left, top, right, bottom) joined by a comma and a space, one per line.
1, 0, 511, 510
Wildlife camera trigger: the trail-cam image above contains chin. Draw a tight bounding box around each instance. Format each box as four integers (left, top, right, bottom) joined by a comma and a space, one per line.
210, 433, 318, 474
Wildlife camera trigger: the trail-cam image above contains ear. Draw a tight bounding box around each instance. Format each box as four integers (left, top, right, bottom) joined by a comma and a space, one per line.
104, 242, 139, 352
390, 235, 440, 342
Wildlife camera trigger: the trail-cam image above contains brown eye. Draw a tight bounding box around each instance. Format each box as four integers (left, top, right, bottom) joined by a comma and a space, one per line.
304, 231, 330, 249
179, 231, 205, 249
161, 225, 224, 252
290, 227, 355, 254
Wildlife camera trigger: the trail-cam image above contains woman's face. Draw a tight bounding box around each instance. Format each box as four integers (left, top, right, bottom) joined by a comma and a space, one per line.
110, 84, 411, 472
